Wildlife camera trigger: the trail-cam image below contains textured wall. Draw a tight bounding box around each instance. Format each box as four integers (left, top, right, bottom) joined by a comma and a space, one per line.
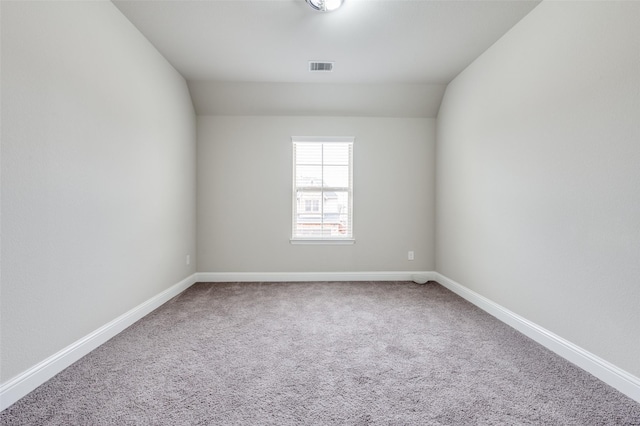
197, 116, 435, 273
436, 1, 640, 376
1, 1, 197, 382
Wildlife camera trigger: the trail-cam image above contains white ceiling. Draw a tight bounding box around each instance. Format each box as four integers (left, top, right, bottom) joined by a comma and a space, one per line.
113, 0, 541, 117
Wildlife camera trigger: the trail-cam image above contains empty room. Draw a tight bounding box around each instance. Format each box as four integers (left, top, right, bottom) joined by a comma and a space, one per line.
1, 0, 639, 423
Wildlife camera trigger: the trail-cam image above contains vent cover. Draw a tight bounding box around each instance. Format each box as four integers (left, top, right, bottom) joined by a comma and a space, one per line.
309, 61, 334, 72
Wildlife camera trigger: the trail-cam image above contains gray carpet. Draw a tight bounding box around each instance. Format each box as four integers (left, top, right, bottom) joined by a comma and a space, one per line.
1, 281, 639, 425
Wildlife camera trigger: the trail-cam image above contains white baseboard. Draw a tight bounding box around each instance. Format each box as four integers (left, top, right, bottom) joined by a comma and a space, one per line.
4, 271, 637, 411
0, 273, 198, 412
196, 271, 435, 283
433, 272, 640, 403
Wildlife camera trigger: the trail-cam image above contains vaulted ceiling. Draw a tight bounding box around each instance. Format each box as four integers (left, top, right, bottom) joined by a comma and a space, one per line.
113, 0, 541, 117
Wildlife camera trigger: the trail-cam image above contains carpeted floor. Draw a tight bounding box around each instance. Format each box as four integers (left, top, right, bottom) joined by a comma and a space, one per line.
1, 281, 639, 425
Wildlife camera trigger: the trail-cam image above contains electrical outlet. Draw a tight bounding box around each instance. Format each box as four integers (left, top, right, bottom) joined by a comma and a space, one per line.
186, 254, 190, 265
408, 251, 414, 261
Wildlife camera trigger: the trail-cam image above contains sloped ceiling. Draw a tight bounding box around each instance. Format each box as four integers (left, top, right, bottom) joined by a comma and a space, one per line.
113, 0, 541, 117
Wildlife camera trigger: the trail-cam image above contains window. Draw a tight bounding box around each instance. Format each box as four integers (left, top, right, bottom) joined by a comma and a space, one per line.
292, 136, 354, 243
305, 199, 320, 212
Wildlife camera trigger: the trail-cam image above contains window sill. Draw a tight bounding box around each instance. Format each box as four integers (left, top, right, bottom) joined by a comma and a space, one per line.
290, 239, 355, 245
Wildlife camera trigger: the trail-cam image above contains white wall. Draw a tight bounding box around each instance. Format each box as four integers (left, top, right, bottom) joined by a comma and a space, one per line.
436, 1, 640, 377
0, 1, 197, 382
197, 116, 435, 273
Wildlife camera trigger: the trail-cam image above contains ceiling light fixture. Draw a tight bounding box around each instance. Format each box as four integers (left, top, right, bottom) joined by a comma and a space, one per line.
306, 0, 344, 12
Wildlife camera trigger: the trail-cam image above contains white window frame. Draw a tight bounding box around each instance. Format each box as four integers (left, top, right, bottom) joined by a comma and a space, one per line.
291, 136, 355, 245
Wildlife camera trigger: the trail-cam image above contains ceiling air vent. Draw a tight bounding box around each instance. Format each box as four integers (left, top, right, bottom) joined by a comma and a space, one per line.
309, 61, 334, 72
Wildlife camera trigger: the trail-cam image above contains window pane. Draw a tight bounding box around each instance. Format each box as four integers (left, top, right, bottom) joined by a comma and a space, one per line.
323, 190, 350, 236
295, 165, 322, 187
295, 190, 323, 236
295, 143, 322, 165
323, 143, 350, 165
322, 165, 349, 188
